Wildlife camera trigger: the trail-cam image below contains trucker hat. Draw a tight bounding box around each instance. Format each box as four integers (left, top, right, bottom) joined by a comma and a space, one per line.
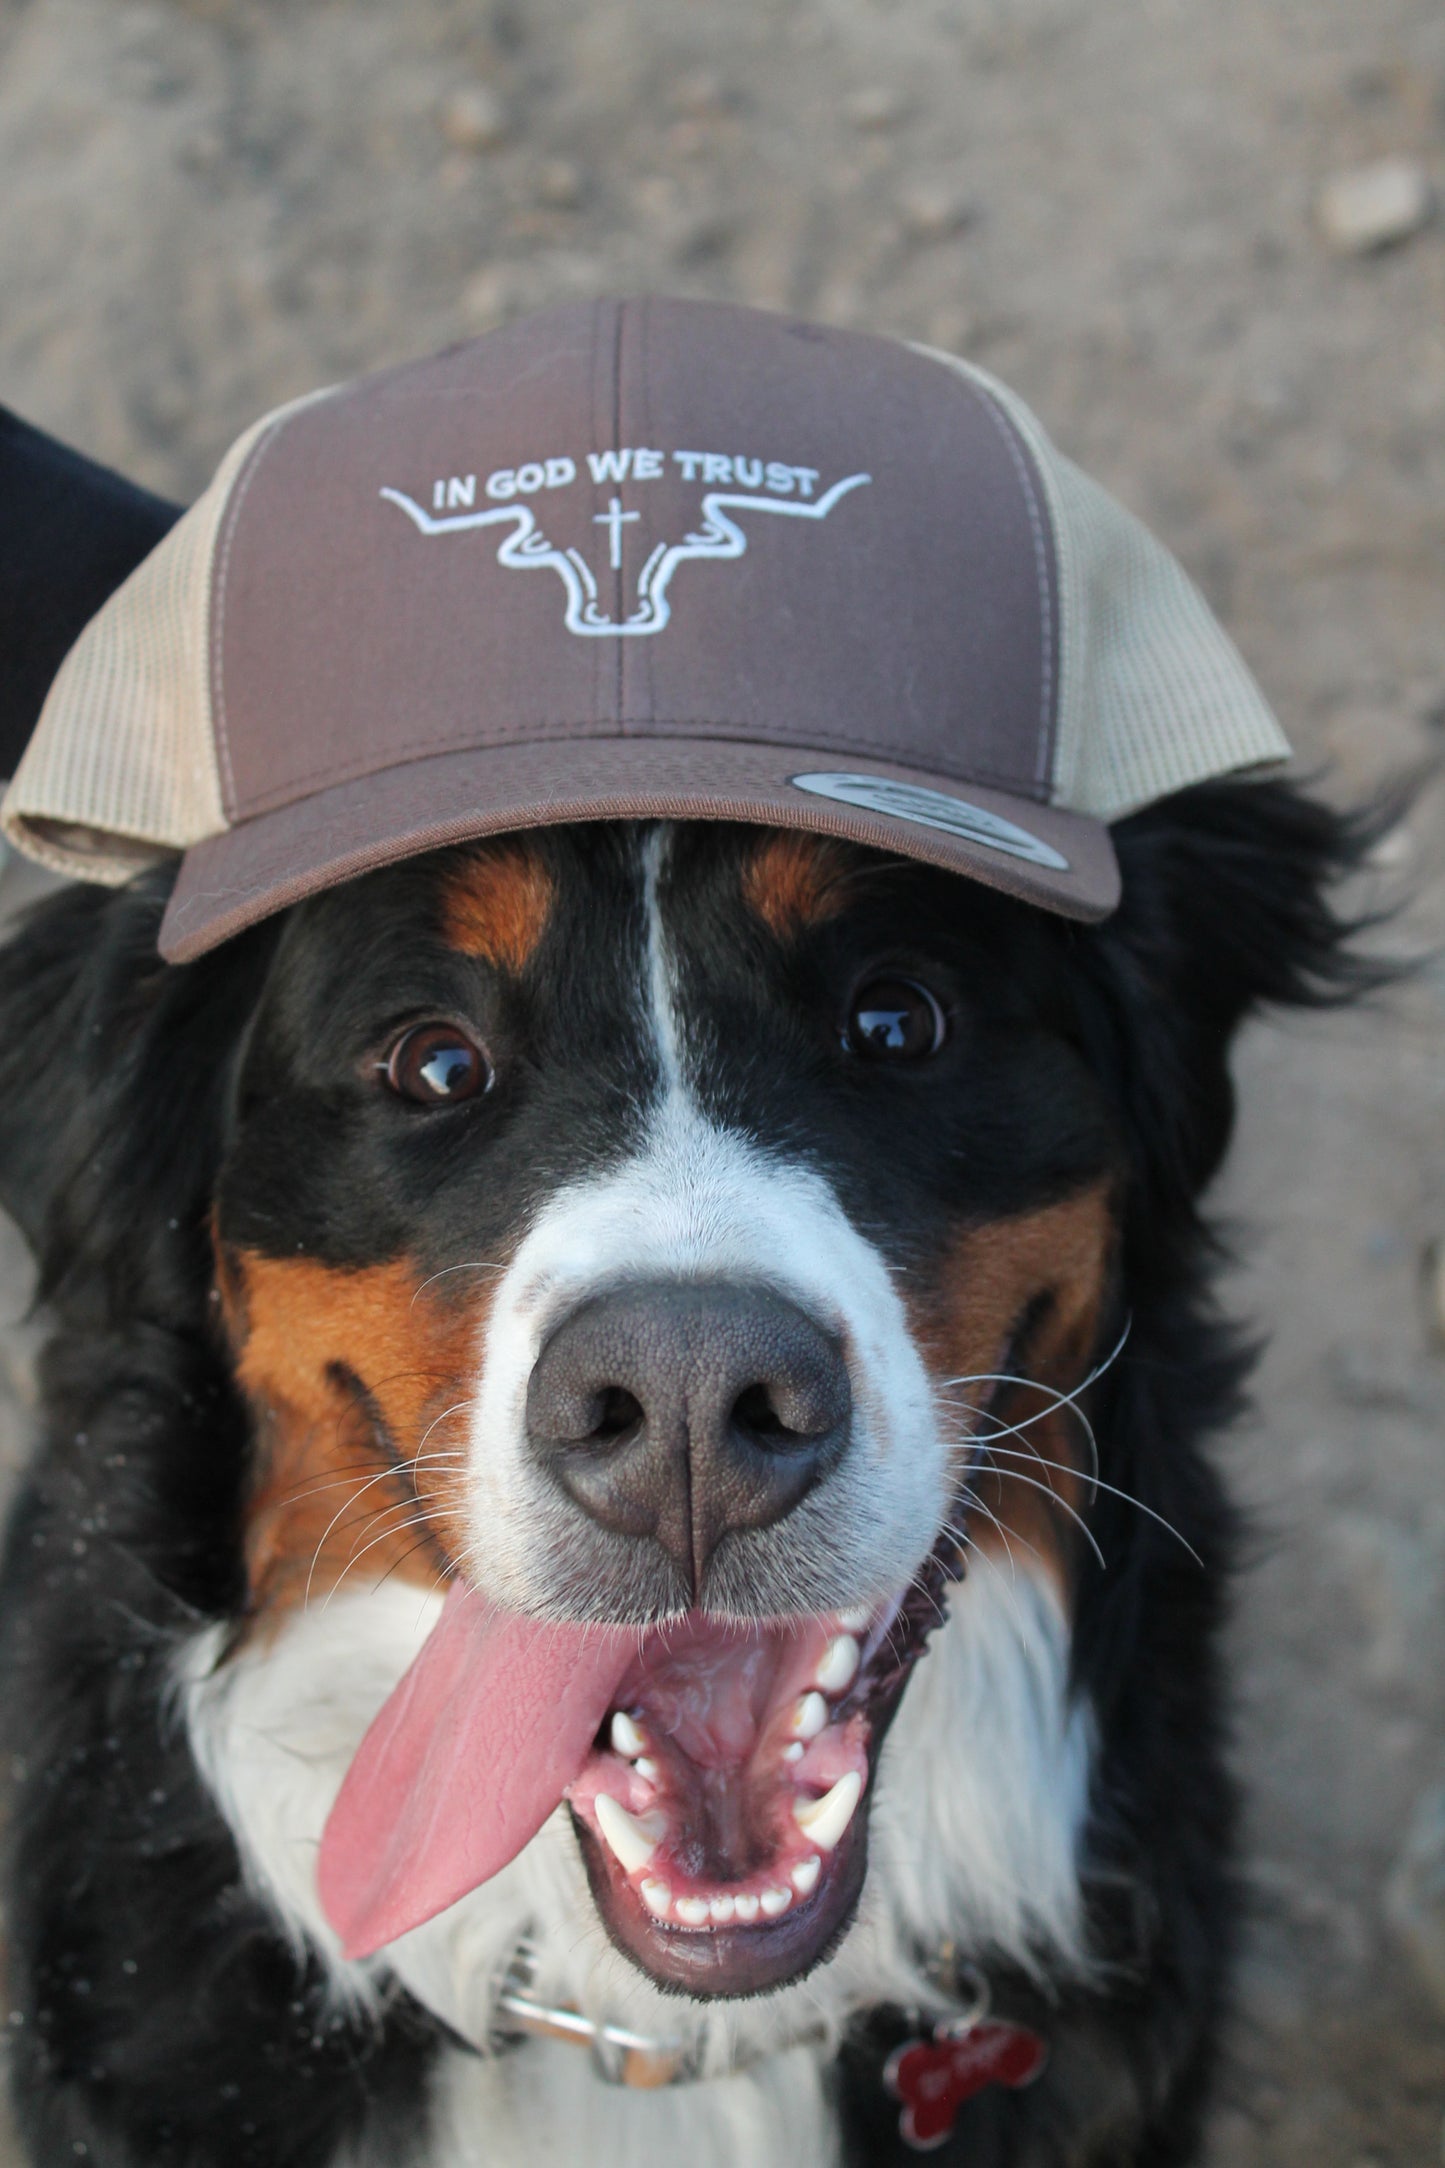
2, 296, 1290, 960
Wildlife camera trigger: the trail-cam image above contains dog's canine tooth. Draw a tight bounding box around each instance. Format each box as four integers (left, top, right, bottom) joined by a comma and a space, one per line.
790, 1855, 821, 1895
814, 1633, 860, 1695
595, 1793, 664, 1873
792, 1770, 862, 1851
732, 1892, 760, 1922
760, 1886, 792, 1917
639, 1877, 673, 1920
709, 1893, 736, 1923
609, 1711, 646, 1759
791, 1690, 828, 1740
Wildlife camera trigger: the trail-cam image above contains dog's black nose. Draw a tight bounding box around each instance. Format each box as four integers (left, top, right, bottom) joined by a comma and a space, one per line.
526, 1281, 850, 1592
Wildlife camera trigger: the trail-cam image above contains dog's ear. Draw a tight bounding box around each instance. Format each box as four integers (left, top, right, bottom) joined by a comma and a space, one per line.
0, 406, 182, 780
1078, 778, 1389, 1231
0, 872, 277, 1326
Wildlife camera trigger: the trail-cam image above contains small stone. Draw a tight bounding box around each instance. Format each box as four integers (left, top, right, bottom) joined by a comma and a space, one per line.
897, 180, 976, 242
1316, 157, 1433, 255
1384, 1778, 1445, 2019
670, 70, 730, 120
1421, 1239, 1445, 1346
176, 126, 225, 175
461, 263, 522, 327
438, 84, 508, 156
845, 85, 911, 132
534, 159, 584, 209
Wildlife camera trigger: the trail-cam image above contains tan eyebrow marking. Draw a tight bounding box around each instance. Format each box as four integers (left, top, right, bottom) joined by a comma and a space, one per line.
742, 831, 857, 939
440, 842, 555, 970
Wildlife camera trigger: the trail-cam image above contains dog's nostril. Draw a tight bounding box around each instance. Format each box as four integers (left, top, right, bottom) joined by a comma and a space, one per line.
588, 1386, 644, 1444
730, 1381, 810, 1449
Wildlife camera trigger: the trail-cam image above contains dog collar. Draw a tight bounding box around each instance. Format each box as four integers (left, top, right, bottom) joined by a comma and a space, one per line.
484, 1936, 772, 2087
482, 1935, 1048, 2147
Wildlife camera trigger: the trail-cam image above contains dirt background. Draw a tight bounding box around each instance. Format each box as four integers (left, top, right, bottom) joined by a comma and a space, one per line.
0, 0, 1443, 2160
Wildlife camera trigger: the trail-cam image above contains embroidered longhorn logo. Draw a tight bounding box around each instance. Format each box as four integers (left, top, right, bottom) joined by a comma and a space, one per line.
378, 473, 871, 639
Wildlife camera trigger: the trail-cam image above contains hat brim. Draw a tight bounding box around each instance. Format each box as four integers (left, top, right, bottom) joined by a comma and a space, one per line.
159, 735, 1119, 962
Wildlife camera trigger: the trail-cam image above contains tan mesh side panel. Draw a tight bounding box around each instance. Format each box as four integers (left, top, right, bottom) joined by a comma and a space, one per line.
0, 395, 326, 885
916, 350, 1291, 820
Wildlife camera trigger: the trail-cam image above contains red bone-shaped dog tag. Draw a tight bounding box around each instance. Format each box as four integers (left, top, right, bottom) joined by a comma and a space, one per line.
883, 2019, 1048, 2150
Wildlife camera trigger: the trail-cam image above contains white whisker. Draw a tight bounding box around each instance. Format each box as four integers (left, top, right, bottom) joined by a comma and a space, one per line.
410, 1261, 507, 1307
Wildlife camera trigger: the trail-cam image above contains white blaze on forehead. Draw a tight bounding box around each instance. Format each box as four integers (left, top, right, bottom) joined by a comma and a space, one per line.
461, 824, 948, 1613
641, 824, 685, 1095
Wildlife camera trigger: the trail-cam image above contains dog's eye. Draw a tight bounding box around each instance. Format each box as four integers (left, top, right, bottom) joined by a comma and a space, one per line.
383, 1022, 492, 1105
844, 977, 947, 1061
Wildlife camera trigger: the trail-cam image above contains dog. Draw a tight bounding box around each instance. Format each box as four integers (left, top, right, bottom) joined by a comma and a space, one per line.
0, 788, 1373, 2168
0, 301, 1377, 2165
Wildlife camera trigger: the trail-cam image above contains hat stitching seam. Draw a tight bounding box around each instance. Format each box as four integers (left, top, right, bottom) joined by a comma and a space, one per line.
610, 299, 626, 731
167, 800, 1087, 924
222, 722, 1055, 816
210, 413, 294, 821
970, 388, 1055, 791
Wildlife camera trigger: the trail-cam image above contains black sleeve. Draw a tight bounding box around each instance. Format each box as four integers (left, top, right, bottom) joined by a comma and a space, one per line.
0, 407, 183, 781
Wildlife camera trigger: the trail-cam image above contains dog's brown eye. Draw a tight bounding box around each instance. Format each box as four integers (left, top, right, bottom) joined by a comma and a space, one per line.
845, 977, 946, 1061
383, 1023, 491, 1105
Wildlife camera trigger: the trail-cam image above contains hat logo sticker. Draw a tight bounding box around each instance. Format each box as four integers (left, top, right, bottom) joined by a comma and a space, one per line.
790, 772, 1071, 871
380, 449, 870, 638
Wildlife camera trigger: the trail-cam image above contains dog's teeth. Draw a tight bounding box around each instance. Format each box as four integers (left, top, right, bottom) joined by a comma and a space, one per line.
709, 1894, 736, 1923
814, 1634, 860, 1695
782, 1741, 805, 1763
792, 1770, 862, 1851
791, 1691, 828, 1741
634, 1757, 658, 1780
791, 1855, 821, 1895
595, 1793, 664, 1873
609, 1711, 646, 1759
838, 1607, 871, 1633
640, 1878, 672, 1920
760, 1886, 792, 1917
732, 1892, 760, 1922
674, 1896, 710, 1926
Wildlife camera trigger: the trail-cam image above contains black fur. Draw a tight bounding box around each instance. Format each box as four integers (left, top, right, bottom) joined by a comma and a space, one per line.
0, 783, 1377, 2166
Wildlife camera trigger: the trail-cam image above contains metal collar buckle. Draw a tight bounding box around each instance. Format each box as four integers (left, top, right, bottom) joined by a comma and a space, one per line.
487, 1938, 838, 2089
490, 1940, 700, 2089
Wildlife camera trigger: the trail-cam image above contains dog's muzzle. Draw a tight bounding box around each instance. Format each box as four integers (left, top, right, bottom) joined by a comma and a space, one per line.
525, 1280, 851, 1595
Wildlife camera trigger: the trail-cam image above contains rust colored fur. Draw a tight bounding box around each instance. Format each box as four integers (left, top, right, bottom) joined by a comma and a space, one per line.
440, 843, 555, 970
742, 833, 857, 939
217, 1245, 485, 1619
912, 1183, 1117, 1588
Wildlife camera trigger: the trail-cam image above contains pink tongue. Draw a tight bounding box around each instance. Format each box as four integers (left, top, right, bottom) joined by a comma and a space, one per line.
318, 1584, 639, 1957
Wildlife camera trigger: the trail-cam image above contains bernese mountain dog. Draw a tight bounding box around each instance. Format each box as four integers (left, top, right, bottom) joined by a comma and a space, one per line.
0, 308, 1385, 2166
0, 789, 1371, 2167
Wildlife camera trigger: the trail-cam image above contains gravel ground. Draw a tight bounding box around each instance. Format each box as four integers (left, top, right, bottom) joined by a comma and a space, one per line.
0, 0, 1443, 2160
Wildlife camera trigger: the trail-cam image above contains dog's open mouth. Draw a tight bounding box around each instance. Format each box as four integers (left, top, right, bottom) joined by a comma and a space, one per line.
319, 1549, 957, 1996
570, 1606, 880, 1994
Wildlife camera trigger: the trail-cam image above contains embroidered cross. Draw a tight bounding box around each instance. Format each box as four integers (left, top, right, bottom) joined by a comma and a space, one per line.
592, 496, 640, 569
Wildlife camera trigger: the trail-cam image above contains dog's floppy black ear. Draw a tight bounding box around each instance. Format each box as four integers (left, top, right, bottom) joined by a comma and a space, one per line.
0, 872, 277, 1326
1079, 777, 1389, 1230
0, 407, 182, 780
